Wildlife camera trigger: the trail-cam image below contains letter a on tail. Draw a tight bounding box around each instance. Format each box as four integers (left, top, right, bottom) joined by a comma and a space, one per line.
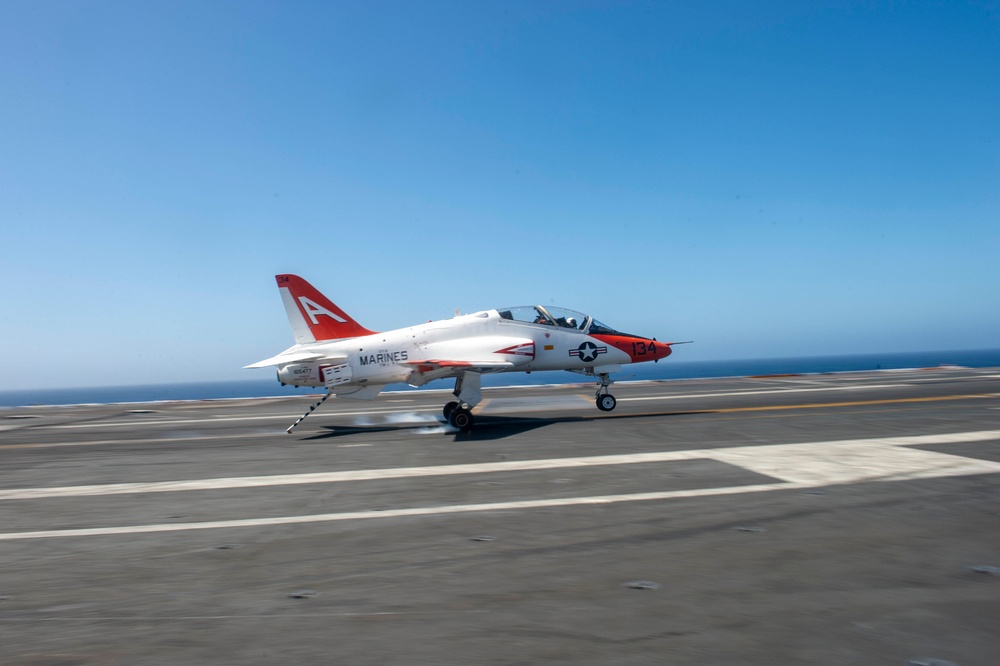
275, 274, 377, 343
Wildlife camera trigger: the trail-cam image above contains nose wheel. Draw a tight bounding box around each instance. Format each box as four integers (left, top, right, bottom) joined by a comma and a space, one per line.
594, 372, 617, 412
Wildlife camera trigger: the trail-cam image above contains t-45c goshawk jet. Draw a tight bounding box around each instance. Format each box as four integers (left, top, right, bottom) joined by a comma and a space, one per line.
247, 274, 687, 433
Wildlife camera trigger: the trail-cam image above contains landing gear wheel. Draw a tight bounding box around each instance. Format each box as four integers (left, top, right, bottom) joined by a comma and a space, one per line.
593, 372, 616, 412
448, 408, 475, 432
443, 401, 460, 419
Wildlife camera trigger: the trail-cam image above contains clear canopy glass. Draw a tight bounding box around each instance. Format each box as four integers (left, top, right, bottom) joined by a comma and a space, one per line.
496, 306, 619, 335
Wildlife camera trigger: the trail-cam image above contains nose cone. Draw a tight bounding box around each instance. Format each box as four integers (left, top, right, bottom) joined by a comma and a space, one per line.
592, 334, 673, 364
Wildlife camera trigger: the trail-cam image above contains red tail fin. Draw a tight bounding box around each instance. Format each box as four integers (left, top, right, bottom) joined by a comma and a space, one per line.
276, 274, 377, 343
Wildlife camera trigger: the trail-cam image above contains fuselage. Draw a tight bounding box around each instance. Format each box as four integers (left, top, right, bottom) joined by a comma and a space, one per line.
274, 308, 670, 389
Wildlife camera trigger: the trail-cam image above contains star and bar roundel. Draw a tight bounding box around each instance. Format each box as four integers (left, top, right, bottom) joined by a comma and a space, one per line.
569, 341, 608, 363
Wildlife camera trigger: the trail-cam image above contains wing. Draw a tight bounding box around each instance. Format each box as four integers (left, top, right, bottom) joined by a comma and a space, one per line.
402, 359, 515, 373
400, 358, 515, 388
401, 336, 535, 386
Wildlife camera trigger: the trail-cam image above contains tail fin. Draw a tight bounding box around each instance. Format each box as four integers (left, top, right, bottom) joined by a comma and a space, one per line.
275, 274, 377, 343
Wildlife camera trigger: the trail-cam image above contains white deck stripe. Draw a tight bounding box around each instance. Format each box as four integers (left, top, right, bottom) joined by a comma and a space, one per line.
1, 430, 998, 540
618, 384, 908, 402
43, 382, 916, 429
0, 483, 794, 540
50, 408, 439, 429
1, 430, 998, 502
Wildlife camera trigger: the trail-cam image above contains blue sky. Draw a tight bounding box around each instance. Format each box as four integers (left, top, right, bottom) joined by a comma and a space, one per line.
2, 1, 998, 390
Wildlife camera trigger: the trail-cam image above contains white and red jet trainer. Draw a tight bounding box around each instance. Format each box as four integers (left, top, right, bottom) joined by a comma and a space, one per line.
247, 274, 686, 432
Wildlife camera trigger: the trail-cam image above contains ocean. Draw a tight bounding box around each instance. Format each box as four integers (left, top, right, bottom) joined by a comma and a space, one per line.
2, 348, 999, 409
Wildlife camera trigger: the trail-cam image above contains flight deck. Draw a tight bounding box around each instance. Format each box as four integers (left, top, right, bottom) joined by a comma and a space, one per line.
1, 368, 999, 665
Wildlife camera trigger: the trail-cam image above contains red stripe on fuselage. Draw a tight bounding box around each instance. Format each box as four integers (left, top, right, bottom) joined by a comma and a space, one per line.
494, 343, 536, 359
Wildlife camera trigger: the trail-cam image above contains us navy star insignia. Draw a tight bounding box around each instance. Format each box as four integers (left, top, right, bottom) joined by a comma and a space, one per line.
569, 341, 608, 363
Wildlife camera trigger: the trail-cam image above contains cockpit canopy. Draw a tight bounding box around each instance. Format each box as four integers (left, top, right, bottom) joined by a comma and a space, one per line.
497, 305, 619, 335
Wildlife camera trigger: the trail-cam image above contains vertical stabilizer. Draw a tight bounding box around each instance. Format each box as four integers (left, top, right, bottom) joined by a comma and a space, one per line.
275, 274, 377, 343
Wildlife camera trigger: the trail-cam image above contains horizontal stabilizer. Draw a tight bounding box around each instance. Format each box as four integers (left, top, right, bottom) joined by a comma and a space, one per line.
244, 351, 326, 369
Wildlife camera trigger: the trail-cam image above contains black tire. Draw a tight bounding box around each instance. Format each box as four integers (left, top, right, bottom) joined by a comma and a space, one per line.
449, 408, 475, 432
596, 394, 617, 412
443, 401, 460, 419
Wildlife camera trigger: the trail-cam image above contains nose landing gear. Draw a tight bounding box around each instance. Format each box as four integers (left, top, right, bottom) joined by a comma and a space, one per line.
595, 372, 617, 412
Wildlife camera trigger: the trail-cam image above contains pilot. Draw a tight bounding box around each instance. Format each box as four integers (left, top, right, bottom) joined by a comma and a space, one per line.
534, 313, 551, 325
565, 317, 577, 328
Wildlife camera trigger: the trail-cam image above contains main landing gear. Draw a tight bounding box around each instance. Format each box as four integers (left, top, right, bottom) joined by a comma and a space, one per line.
442, 372, 481, 432
443, 401, 474, 431
595, 372, 617, 412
